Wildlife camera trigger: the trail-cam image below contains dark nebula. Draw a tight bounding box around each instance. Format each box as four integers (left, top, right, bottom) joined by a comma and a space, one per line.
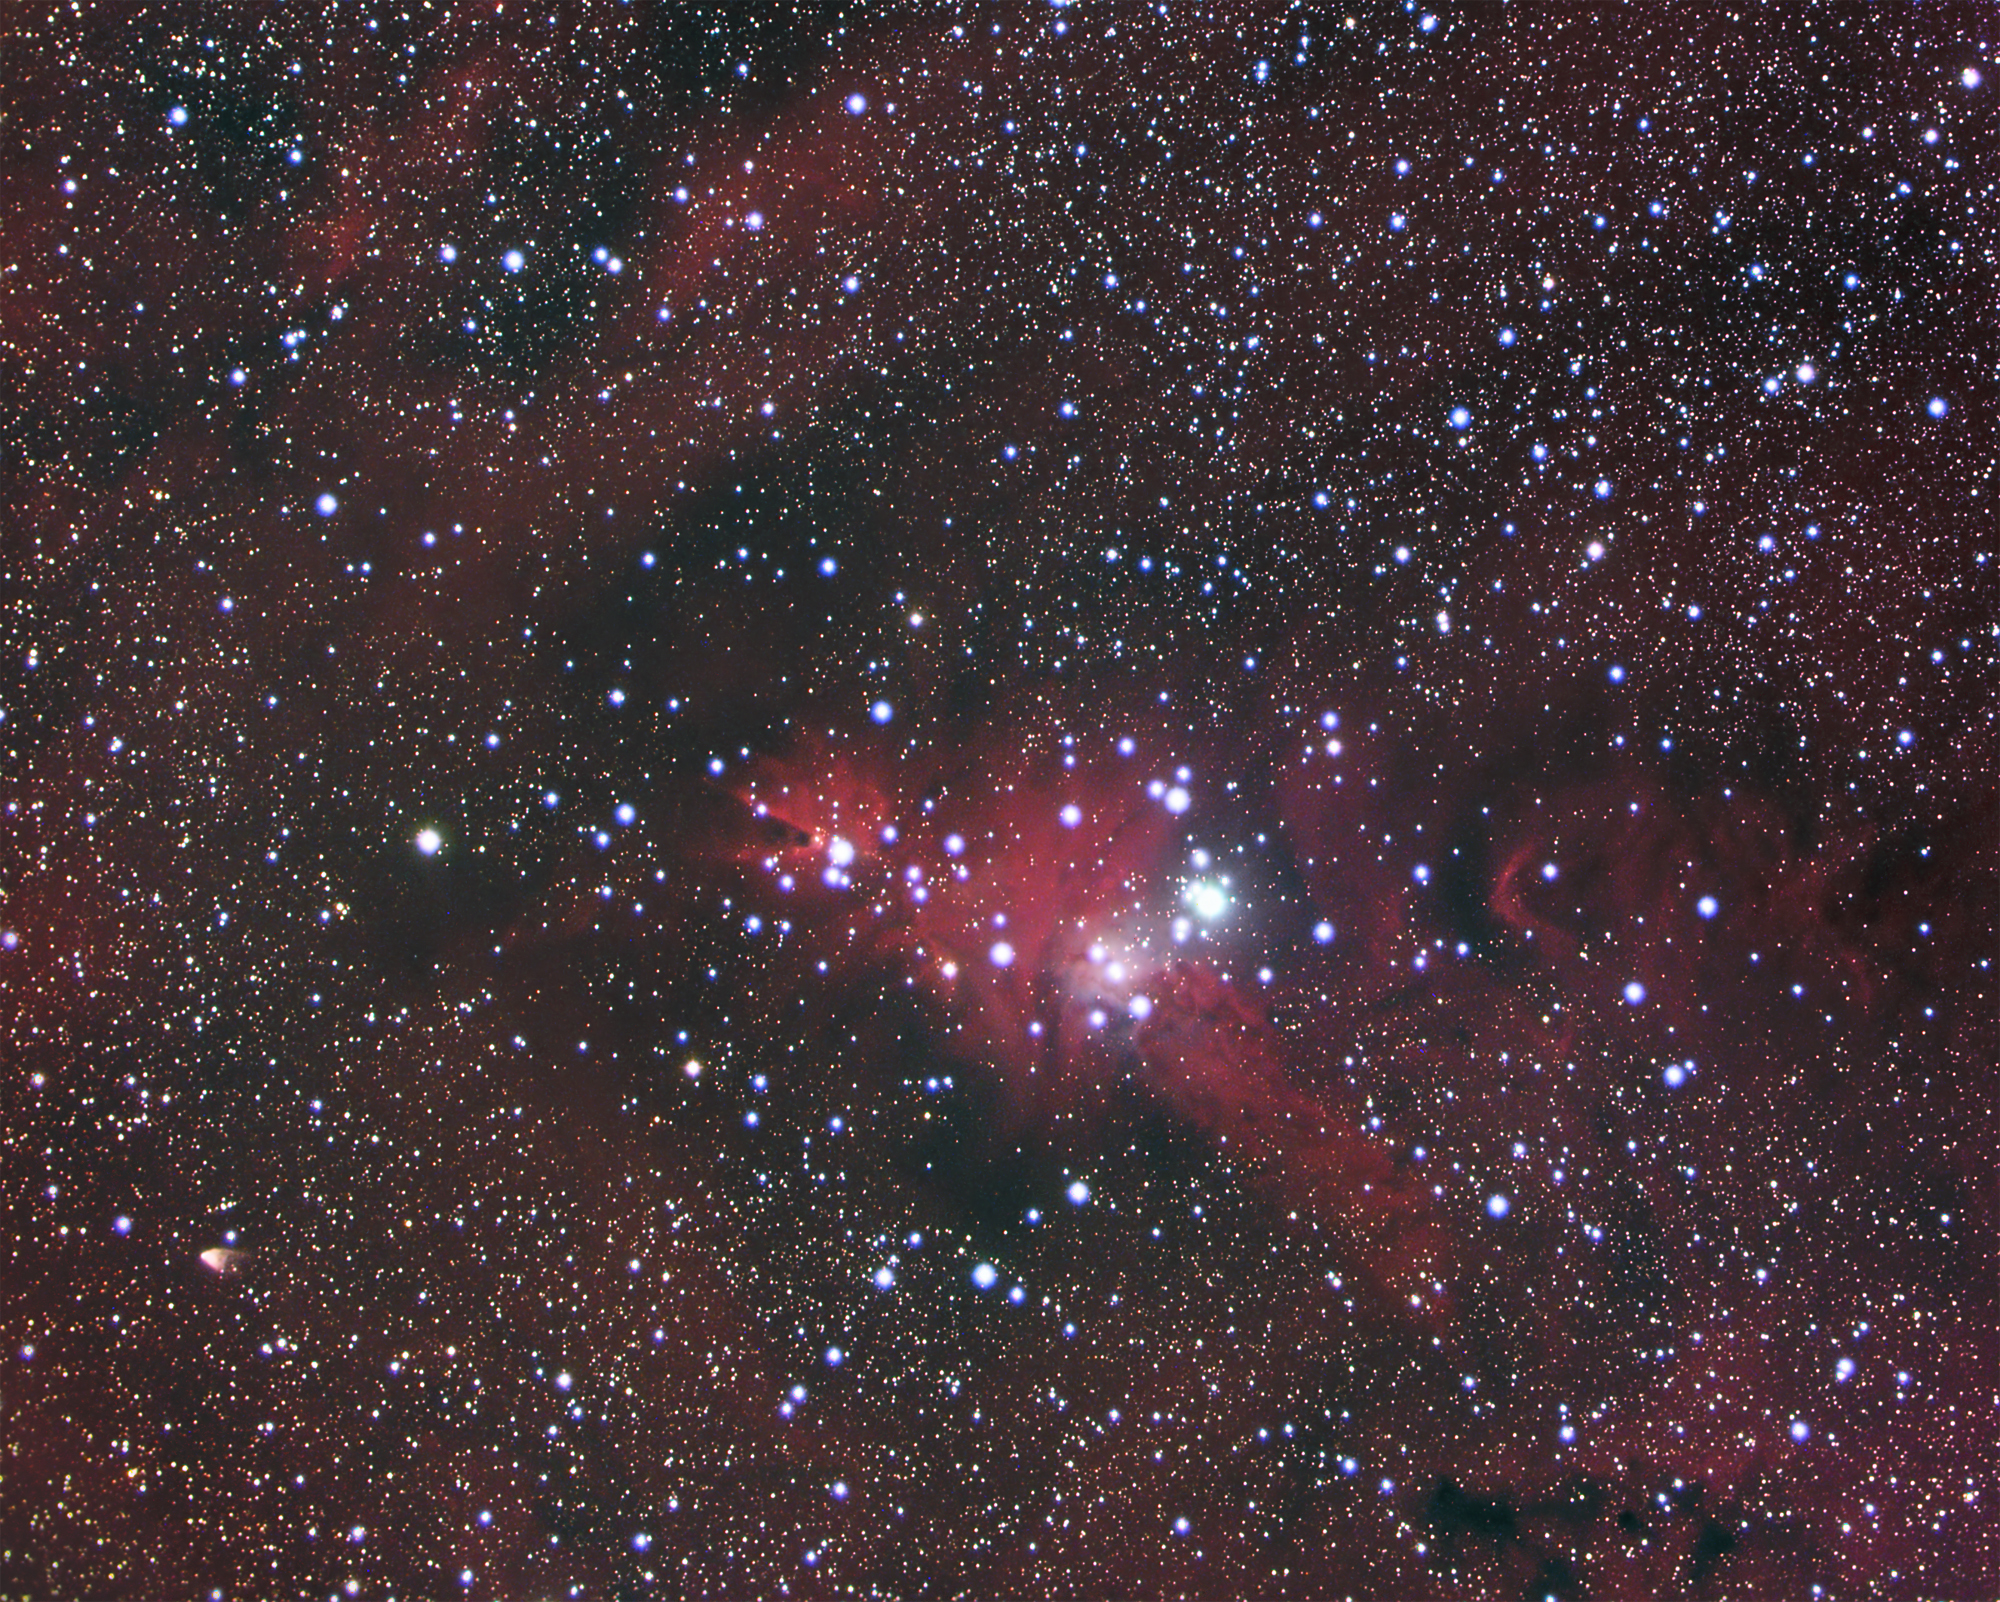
4, 0, 1998, 1596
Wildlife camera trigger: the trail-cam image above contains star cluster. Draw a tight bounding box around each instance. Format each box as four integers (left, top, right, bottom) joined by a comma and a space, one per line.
3, 0, 1998, 1596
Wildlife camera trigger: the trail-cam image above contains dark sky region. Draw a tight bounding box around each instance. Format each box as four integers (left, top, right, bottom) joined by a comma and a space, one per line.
3, 1, 1999, 1596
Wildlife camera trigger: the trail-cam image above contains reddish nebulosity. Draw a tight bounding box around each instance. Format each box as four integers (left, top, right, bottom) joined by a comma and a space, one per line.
715, 716, 1459, 1320
1134, 962, 1459, 1320
4, 0, 1999, 1596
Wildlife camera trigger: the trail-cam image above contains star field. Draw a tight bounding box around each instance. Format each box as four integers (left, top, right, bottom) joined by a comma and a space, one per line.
3, 1, 1998, 1597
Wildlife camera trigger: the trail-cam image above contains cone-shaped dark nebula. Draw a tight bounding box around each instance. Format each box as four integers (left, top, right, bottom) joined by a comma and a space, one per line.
5, 1, 1998, 1596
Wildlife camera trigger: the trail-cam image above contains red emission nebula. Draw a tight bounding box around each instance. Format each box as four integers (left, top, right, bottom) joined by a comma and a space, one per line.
3, 1, 2000, 1598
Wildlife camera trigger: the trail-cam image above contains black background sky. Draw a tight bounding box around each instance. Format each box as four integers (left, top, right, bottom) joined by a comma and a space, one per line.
4, 1, 1999, 1596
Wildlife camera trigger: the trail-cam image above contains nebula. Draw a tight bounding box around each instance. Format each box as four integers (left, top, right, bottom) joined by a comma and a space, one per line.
4, 0, 1999, 1597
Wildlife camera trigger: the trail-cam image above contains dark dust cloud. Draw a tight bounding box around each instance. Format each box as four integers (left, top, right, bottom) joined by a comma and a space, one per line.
4, 0, 1999, 1596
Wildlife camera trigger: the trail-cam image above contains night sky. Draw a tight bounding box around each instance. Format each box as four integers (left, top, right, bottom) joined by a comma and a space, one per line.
5, 1, 1999, 1596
